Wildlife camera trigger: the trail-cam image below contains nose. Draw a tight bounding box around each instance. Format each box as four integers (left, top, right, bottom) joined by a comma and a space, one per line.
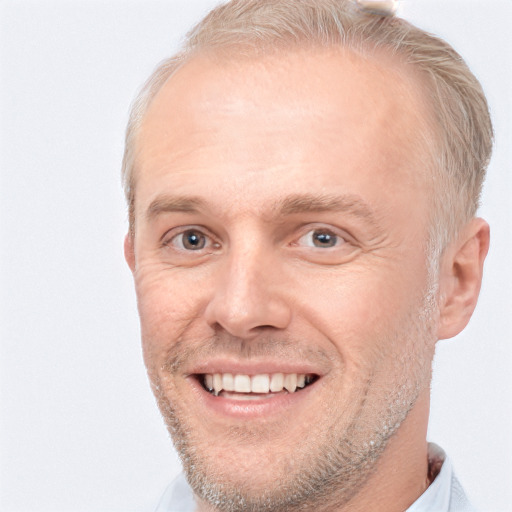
204, 246, 292, 339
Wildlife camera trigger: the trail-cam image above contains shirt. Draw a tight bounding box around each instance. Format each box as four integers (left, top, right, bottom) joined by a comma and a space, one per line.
155, 444, 476, 512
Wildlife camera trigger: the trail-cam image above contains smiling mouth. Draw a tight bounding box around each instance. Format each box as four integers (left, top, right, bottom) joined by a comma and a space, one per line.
199, 373, 319, 399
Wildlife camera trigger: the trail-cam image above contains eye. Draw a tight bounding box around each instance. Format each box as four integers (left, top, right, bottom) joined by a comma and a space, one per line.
297, 228, 345, 248
164, 228, 217, 252
180, 230, 206, 250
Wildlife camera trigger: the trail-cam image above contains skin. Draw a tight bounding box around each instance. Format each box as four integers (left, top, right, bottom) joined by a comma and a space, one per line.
125, 47, 489, 511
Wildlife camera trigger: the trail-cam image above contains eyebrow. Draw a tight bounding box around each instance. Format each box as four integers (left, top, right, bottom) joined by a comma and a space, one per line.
146, 192, 378, 225
273, 193, 377, 222
146, 195, 206, 220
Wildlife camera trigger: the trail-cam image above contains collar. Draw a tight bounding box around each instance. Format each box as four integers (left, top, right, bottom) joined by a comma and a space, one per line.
406, 443, 452, 512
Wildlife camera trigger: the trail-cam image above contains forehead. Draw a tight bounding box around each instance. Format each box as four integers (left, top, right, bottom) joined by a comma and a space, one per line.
134, 47, 433, 220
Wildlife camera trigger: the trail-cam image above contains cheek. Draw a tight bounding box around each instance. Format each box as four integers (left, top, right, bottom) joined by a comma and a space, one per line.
296, 263, 430, 358
134, 265, 207, 365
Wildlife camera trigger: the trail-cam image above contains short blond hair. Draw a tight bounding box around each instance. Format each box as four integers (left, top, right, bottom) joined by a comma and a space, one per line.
122, 0, 493, 251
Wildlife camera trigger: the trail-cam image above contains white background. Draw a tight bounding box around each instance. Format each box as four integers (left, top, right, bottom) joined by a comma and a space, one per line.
0, 0, 510, 511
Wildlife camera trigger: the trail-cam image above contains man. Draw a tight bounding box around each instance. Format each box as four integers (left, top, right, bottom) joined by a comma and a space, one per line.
122, 0, 492, 510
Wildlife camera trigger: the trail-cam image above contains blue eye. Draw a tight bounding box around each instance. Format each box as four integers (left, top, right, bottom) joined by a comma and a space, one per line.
298, 228, 343, 248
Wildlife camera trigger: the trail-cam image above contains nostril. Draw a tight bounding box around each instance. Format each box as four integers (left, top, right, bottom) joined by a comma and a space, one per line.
203, 274, 292, 337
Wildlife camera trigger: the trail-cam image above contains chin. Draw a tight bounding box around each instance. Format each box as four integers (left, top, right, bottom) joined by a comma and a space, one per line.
155, 384, 410, 512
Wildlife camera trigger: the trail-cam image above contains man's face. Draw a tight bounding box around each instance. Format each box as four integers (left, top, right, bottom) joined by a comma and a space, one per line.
129, 49, 439, 510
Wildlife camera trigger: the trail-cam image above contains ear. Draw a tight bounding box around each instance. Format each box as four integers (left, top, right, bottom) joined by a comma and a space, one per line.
437, 218, 490, 340
124, 233, 136, 273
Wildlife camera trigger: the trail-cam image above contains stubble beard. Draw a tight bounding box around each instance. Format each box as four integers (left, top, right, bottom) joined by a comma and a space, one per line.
149, 281, 438, 512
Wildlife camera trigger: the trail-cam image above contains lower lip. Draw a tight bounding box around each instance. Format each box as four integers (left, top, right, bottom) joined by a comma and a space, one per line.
187, 376, 320, 419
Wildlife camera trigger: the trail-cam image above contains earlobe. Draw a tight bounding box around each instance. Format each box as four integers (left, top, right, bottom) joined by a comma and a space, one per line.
437, 218, 490, 340
124, 233, 136, 273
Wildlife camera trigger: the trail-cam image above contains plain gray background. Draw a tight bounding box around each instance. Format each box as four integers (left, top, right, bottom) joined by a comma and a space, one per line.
0, 0, 511, 510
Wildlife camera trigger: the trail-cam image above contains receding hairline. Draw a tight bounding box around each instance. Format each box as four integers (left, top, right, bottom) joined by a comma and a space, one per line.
130, 41, 440, 202
122, 0, 493, 252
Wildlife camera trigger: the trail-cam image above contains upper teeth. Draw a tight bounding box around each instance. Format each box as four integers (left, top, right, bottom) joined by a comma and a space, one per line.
204, 373, 311, 395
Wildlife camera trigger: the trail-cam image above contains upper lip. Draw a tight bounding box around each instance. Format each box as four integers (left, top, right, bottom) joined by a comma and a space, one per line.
185, 358, 325, 377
